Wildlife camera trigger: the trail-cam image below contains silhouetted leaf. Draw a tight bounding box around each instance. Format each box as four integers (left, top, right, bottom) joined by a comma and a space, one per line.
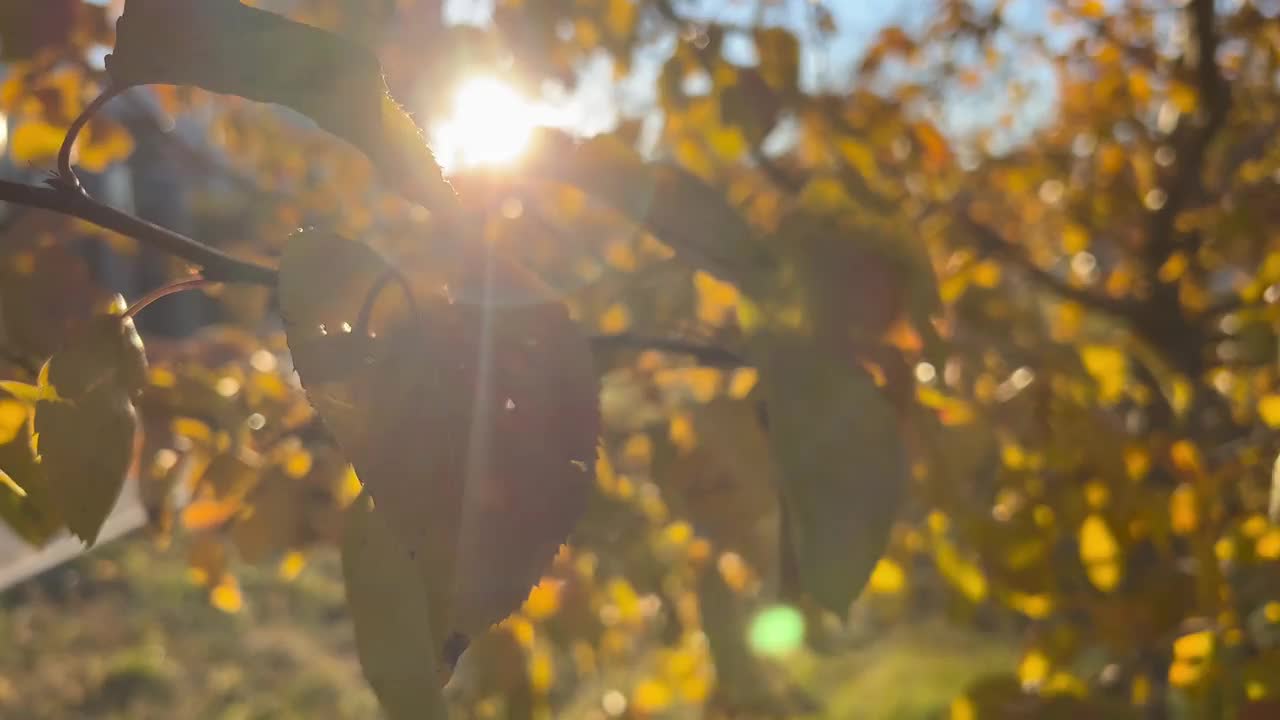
342, 493, 448, 720
106, 0, 456, 213
752, 331, 907, 615
33, 300, 147, 545
280, 232, 599, 648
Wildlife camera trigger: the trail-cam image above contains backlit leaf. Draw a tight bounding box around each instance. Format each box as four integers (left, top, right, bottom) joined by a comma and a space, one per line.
33, 303, 147, 545
280, 232, 599, 647
753, 330, 908, 614
107, 0, 457, 213
342, 493, 448, 720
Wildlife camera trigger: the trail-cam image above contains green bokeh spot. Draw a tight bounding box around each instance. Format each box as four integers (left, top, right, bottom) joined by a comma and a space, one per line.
748, 604, 805, 657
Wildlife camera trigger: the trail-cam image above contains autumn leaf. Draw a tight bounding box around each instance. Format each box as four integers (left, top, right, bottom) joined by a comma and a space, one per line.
31, 299, 147, 545
341, 493, 448, 719
106, 0, 456, 214
280, 232, 599, 648
751, 330, 908, 615
0, 395, 63, 546
506, 129, 774, 289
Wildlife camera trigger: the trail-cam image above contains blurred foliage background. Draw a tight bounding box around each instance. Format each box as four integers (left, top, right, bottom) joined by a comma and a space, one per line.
4, 0, 1280, 718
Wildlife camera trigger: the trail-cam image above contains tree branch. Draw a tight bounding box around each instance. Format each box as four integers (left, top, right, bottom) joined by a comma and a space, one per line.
1144, 0, 1230, 270
589, 333, 745, 367
0, 180, 746, 367
958, 213, 1142, 320
0, 179, 278, 285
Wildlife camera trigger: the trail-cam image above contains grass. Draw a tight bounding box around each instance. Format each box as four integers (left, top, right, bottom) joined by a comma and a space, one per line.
0, 538, 379, 720
0, 537, 1019, 719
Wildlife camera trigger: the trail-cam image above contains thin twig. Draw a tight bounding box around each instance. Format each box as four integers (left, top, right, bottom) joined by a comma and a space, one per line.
0, 179, 278, 285
125, 277, 217, 319
57, 86, 126, 192
958, 212, 1141, 320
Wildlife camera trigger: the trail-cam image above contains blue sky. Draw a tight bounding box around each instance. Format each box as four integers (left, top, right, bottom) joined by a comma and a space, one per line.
442, 0, 1070, 152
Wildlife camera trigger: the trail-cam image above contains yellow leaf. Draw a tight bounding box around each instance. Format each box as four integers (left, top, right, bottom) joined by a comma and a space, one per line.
1128, 71, 1151, 102
1079, 514, 1122, 592
727, 368, 758, 399
605, 0, 636, 38
333, 465, 363, 508
598, 303, 631, 334
668, 412, 697, 453
1158, 252, 1188, 283
1264, 602, 1280, 623
1170, 439, 1202, 474
77, 123, 135, 172
1173, 630, 1214, 661
0, 400, 28, 445
1259, 395, 1280, 428
278, 551, 306, 581
935, 539, 988, 602
181, 498, 240, 531
694, 270, 740, 326
1062, 224, 1089, 253
0, 381, 57, 405
171, 417, 212, 444
1080, 0, 1105, 18
1019, 649, 1050, 687
9, 121, 65, 164
970, 260, 1001, 288
867, 557, 906, 594
210, 576, 243, 614
1125, 446, 1150, 482
283, 448, 312, 479
529, 650, 555, 693
1079, 345, 1127, 403
1170, 82, 1198, 113
1169, 484, 1199, 535
604, 241, 637, 271
1257, 529, 1280, 560
522, 579, 562, 621
1008, 592, 1053, 619
632, 679, 672, 713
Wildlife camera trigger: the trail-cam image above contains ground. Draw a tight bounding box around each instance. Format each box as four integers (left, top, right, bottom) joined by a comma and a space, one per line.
0, 538, 1017, 719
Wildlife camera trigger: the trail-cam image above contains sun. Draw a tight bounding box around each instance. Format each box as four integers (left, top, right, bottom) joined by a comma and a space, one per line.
431, 76, 554, 171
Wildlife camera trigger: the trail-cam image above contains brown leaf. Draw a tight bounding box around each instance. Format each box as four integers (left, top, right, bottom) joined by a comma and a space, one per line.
280, 233, 599, 647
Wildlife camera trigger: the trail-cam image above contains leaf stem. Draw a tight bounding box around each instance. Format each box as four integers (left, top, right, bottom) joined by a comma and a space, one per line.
125, 277, 217, 320
57, 85, 126, 192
